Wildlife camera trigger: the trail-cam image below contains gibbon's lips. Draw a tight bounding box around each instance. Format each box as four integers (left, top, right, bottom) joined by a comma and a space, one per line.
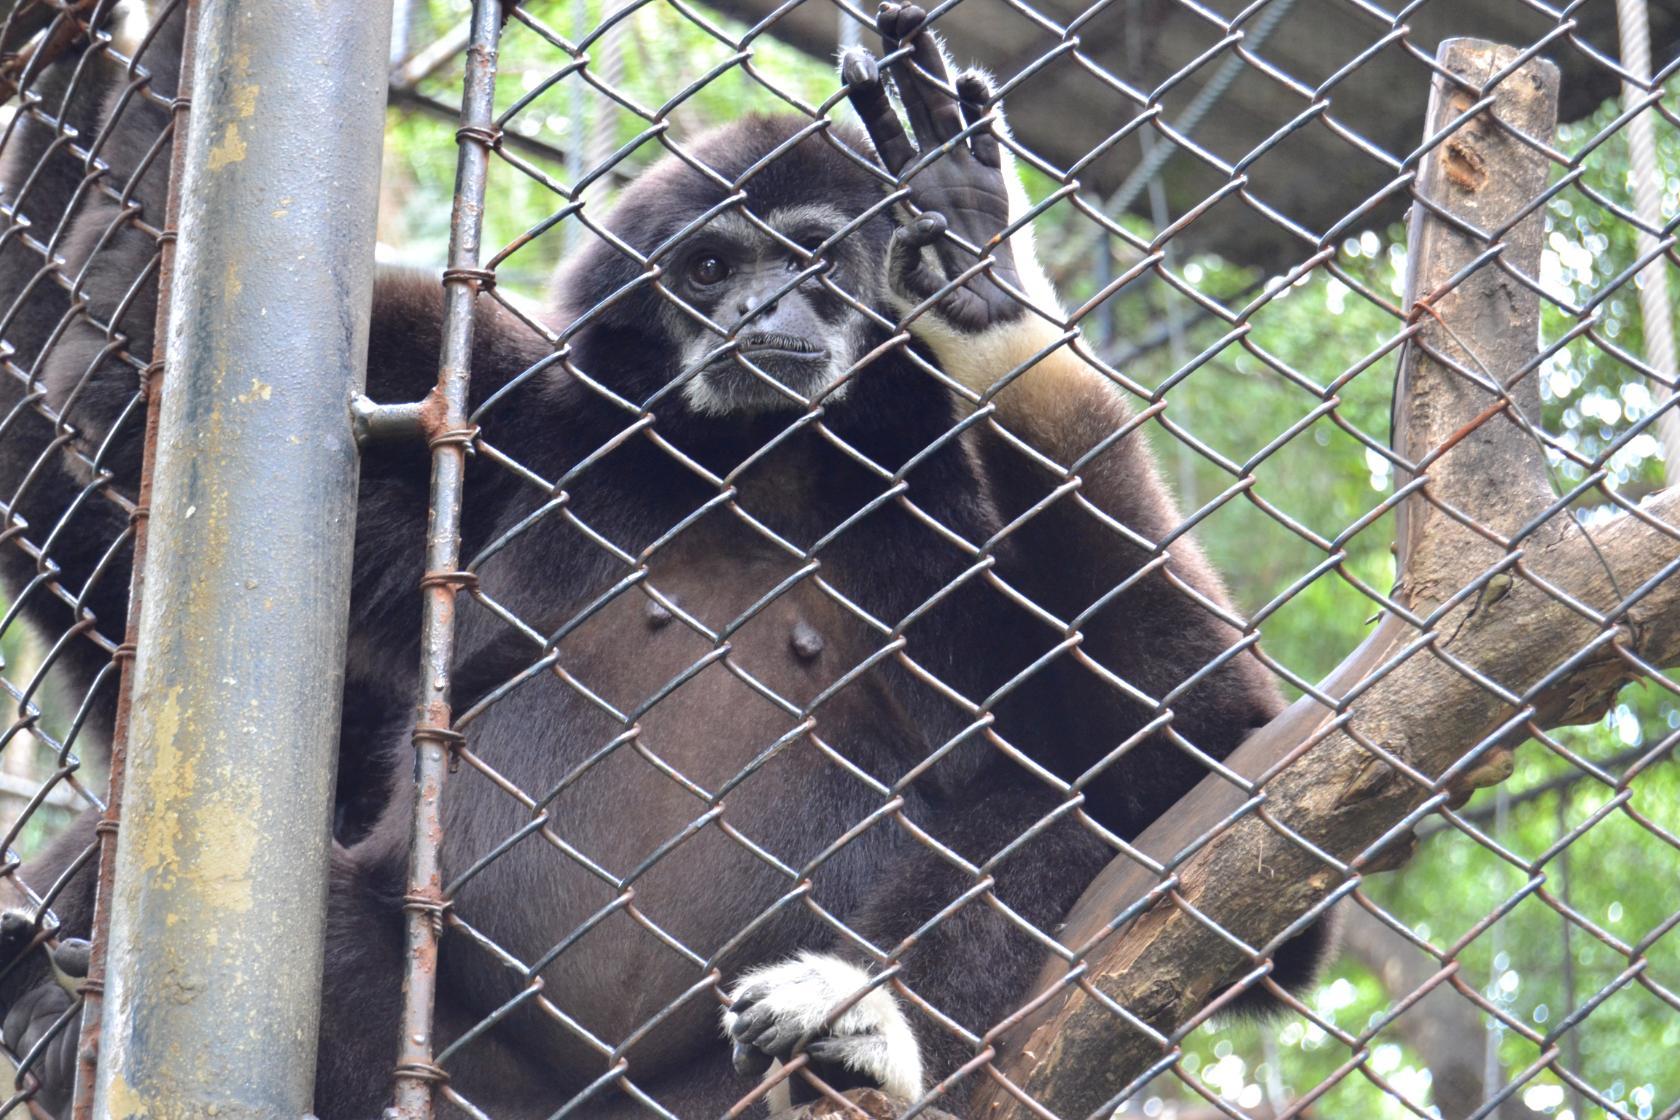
736, 332, 828, 360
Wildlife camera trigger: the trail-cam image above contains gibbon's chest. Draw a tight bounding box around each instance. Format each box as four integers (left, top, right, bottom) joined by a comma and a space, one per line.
548, 432, 953, 716
492, 427, 993, 802
438, 481, 962, 1025
499, 515, 914, 934
535, 500, 917, 776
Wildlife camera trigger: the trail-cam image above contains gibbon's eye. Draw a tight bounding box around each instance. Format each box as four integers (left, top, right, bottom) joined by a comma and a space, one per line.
688, 254, 729, 287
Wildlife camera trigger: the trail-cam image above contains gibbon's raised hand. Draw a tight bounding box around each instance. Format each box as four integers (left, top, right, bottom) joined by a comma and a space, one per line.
843, 3, 1031, 335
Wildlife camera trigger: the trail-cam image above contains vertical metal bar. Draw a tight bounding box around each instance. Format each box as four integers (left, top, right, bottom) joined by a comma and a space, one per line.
90, 1, 393, 1116
388, 2, 502, 1116
70, 5, 198, 1116
1613, 0, 1680, 475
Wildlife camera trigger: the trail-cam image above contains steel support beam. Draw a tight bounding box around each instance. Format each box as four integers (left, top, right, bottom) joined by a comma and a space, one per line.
92, 1, 392, 1115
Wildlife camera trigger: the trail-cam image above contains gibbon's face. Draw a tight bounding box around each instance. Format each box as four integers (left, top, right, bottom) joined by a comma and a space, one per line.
665, 203, 879, 417
559, 118, 897, 418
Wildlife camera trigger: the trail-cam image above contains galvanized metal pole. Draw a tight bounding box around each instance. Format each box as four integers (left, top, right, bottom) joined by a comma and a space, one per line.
91, 1, 392, 1116
1614, 0, 1680, 477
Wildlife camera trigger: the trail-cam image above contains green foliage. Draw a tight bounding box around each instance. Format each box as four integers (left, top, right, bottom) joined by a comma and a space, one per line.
1542, 95, 1680, 496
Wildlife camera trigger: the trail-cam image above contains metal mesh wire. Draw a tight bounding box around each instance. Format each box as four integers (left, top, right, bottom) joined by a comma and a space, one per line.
383, 1, 1680, 1117
2, 0, 1679, 1117
0, 0, 182, 1112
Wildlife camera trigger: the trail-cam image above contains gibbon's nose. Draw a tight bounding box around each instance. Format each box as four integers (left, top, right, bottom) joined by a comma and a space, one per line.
736, 289, 779, 318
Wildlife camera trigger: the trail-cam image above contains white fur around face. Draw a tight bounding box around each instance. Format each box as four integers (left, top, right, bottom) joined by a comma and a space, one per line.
721, 951, 925, 1108
677, 346, 857, 417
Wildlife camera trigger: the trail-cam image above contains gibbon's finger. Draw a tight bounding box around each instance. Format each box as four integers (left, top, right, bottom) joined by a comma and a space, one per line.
48, 939, 90, 991
879, 4, 964, 149
904, 210, 948, 248
732, 1040, 774, 1078
876, 1, 912, 46
906, 23, 966, 145
888, 215, 949, 306
954, 71, 981, 130
956, 71, 1001, 168
842, 50, 917, 173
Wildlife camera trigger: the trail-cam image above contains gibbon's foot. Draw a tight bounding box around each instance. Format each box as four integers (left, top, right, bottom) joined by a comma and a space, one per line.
1445, 745, 1517, 810
0, 911, 88, 1117
722, 952, 924, 1105
841, 4, 1027, 334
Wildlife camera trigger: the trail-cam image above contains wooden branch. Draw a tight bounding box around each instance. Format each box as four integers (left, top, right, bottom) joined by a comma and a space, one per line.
1390, 38, 1562, 593
764, 1089, 963, 1120
948, 40, 1615, 1119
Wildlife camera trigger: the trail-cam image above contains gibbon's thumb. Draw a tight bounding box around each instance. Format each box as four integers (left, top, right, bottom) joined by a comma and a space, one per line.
888, 216, 947, 306
48, 940, 90, 992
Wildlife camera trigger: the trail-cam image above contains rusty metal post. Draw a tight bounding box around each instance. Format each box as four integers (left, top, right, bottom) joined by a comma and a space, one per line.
387, 2, 501, 1115
90, 1, 392, 1116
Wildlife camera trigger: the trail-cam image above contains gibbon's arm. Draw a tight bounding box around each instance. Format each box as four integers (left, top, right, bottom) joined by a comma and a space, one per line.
845, 6, 1284, 769
842, 14, 1336, 1031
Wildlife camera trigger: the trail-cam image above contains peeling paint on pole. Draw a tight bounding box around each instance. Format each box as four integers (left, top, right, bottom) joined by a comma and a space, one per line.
91, 2, 393, 1117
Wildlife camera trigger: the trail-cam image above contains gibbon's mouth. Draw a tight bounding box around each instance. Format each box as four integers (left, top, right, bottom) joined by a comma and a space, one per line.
735, 332, 828, 361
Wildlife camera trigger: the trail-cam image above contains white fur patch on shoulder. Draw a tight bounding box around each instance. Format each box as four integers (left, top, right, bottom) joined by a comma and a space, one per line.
722, 950, 925, 1105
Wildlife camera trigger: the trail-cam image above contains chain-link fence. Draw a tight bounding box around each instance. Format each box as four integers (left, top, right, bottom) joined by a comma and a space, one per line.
0, 1, 183, 1112
0, 0, 1677, 1117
